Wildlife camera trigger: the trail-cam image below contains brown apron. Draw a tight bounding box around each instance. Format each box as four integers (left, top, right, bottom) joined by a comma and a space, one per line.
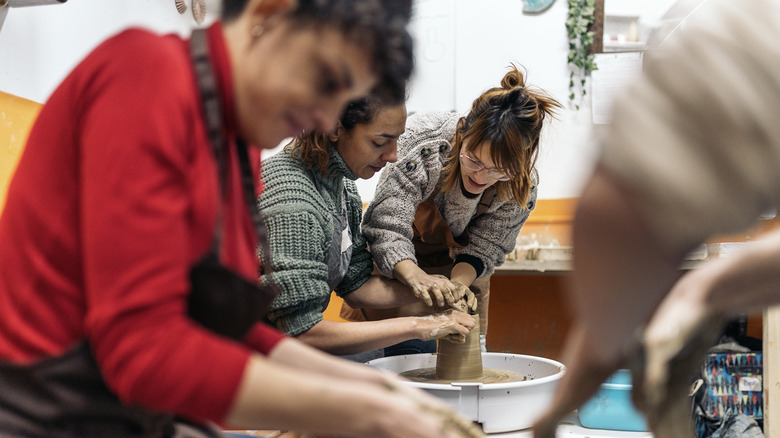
345, 186, 495, 334
0, 341, 232, 438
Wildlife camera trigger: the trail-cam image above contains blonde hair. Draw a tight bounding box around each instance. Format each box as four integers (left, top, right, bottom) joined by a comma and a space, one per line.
440, 64, 561, 205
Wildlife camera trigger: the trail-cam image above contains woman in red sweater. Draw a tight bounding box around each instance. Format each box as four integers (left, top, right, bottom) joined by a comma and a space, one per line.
0, 1, 479, 437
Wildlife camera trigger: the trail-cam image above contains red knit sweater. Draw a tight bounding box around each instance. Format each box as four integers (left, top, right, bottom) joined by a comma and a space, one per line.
0, 23, 284, 423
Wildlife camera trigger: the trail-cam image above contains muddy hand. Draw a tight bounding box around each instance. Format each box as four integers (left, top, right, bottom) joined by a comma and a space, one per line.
431, 274, 460, 307
419, 309, 475, 342
382, 379, 485, 438
408, 274, 457, 308
631, 302, 723, 437
450, 280, 477, 314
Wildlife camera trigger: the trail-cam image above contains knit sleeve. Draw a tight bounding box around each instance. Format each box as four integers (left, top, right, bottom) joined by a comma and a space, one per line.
258, 154, 334, 336
362, 112, 456, 278
452, 173, 538, 277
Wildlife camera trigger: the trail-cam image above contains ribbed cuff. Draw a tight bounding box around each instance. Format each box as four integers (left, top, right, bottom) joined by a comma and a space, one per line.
454, 254, 485, 277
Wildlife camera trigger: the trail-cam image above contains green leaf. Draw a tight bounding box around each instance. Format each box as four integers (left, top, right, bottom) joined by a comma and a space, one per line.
567, 0, 596, 111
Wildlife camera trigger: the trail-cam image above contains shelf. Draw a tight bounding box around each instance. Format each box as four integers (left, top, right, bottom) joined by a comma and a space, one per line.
495, 259, 702, 275
495, 259, 571, 275
603, 41, 647, 52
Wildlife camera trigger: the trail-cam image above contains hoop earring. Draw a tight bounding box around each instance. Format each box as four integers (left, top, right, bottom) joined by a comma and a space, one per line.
251, 24, 265, 38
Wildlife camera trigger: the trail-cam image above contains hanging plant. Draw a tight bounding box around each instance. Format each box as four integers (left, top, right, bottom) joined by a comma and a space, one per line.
566, 0, 598, 109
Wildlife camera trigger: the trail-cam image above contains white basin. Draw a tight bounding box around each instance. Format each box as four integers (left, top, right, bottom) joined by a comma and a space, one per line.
367, 352, 566, 433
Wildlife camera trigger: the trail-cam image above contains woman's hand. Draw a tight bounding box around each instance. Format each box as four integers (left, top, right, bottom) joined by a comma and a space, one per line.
394, 260, 458, 307
450, 279, 477, 313
416, 309, 475, 343
376, 376, 485, 438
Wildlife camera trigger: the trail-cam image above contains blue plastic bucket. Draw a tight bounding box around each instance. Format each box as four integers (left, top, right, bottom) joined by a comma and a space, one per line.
578, 369, 649, 431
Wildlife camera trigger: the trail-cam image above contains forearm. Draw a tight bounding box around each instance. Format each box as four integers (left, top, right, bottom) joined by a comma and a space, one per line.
264, 336, 389, 383
570, 169, 688, 363
344, 275, 419, 309
450, 262, 477, 286
294, 318, 423, 355
392, 259, 425, 286
697, 227, 780, 318
223, 349, 384, 433
225, 338, 482, 438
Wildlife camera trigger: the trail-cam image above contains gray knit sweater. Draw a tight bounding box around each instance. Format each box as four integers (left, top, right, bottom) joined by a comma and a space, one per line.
362, 111, 537, 279
258, 148, 373, 336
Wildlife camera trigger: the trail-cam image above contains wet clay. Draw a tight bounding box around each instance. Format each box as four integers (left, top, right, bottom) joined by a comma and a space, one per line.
400, 366, 528, 384
435, 318, 483, 381
436, 318, 482, 382
423, 317, 530, 384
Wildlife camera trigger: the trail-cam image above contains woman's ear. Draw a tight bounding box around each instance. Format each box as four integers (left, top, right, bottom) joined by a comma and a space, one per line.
328, 124, 343, 143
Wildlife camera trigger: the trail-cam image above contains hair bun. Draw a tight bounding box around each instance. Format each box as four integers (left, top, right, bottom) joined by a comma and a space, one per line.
500, 64, 526, 90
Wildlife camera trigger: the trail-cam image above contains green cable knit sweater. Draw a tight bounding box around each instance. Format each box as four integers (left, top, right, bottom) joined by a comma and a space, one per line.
258, 148, 373, 336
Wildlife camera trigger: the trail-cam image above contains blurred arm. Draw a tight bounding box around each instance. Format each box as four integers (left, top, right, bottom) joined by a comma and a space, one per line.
534, 167, 692, 437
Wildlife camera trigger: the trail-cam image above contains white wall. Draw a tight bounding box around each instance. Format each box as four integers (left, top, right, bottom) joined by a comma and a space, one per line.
400, 0, 598, 201
0, 0, 675, 202
0, 0, 220, 103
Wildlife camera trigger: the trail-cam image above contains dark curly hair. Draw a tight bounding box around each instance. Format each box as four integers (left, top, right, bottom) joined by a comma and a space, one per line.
222, 0, 413, 104
287, 95, 393, 174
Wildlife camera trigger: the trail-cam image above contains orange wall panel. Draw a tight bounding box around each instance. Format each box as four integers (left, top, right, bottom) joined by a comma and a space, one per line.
1, 91, 41, 214
487, 274, 573, 361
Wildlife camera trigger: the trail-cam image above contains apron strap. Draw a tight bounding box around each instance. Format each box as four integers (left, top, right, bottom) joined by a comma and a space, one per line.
190, 29, 272, 276
475, 185, 496, 218
237, 137, 274, 277
190, 28, 226, 256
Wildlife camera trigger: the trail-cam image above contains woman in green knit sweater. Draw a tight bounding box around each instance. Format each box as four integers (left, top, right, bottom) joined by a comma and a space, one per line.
258, 96, 475, 359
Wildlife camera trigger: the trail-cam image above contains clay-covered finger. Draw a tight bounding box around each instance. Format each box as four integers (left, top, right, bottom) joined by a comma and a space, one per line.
433, 275, 458, 305
451, 299, 468, 313
450, 279, 471, 302
456, 310, 476, 330
445, 332, 467, 344
443, 285, 458, 307
429, 284, 446, 307
467, 291, 478, 312
414, 286, 434, 307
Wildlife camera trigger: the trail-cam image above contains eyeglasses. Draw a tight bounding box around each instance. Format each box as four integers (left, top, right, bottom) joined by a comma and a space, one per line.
459, 154, 512, 181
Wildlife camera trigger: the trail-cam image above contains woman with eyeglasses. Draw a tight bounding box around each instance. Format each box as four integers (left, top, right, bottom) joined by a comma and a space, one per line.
358, 64, 561, 351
